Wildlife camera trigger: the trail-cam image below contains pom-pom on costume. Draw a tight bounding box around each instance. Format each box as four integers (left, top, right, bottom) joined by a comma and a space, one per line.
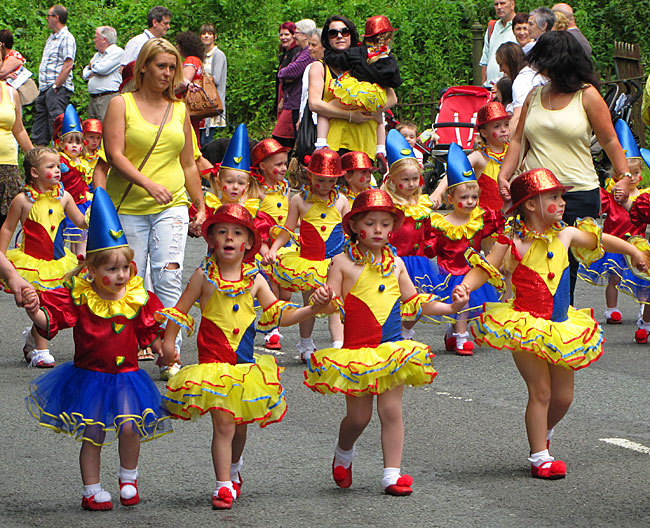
25, 187, 171, 445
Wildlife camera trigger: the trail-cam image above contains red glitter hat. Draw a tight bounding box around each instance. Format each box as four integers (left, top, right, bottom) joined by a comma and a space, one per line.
307, 148, 344, 178
251, 138, 290, 168
342, 189, 404, 236
507, 168, 573, 213
341, 151, 376, 172
362, 16, 398, 38
201, 203, 262, 259
476, 101, 510, 129
82, 119, 103, 135
53, 113, 64, 141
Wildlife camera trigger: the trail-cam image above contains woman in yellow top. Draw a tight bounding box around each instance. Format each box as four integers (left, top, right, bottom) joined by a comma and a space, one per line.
0, 78, 33, 226
103, 38, 206, 376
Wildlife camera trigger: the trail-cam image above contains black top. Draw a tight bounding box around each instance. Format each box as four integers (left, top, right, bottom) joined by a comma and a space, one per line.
324, 44, 402, 88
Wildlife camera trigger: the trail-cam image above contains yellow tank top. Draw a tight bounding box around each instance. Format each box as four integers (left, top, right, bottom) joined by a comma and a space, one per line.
324, 64, 377, 160
523, 87, 598, 192
106, 93, 190, 214
0, 82, 17, 165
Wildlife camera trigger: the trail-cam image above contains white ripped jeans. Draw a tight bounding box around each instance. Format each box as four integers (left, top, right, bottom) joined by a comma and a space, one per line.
119, 206, 189, 353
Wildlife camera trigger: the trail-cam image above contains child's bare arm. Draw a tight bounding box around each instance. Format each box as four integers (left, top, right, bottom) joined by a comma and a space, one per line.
0, 195, 24, 253
62, 192, 89, 229
462, 240, 509, 292
22, 287, 48, 328
263, 195, 301, 263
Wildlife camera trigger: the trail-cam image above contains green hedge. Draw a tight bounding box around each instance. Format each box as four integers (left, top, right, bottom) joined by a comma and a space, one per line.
2, 1, 649, 137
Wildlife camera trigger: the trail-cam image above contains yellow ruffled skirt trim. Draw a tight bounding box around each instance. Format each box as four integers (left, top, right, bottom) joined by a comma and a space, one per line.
267, 247, 329, 292
328, 72, 388, 113
163, 354, 287, 427
6, 248, 79, 290
471, 302, 603, 370
304, 340, 437, 396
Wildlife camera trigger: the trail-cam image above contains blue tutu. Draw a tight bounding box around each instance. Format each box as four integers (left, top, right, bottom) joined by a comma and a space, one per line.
26, 362, 172, 446
63, 200, 91, 243
403, 255, 440, 295
578, 252, 627, 286
616, 266, 650, 304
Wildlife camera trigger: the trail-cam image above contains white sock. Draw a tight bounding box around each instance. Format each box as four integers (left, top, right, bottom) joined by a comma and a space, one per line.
637, 319, 650, 331
401, 325, 415, 340
546, 428, 555, 442
230, 457, 243, 483
382, 467, 401, 488
265, 328, 282, 343
83, 483, 111, 503
453, 332, 469, 347
527, 449, 553, 466
118, 466, 138, 499
332, 340, 343, 349
299, 337, 314, 349
603, 307, 619, 318
314, 138, 328, 149
216, 480, 237, 499
333, 439, 356, 469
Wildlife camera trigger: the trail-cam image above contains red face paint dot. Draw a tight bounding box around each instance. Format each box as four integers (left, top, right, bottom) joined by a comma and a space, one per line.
223, 186, 228, 193
493, 132, 499, 138
273, 168, 279, 175
101, 276, 111, 286
315, 184, 320, 189
359, 177, 365, 183
46, 173, 52, 180
398, 184, 404, 189
547, 204, 557, 214
240, 242, 246, 252
360, 230, 367, 239
458, 203, 463, 208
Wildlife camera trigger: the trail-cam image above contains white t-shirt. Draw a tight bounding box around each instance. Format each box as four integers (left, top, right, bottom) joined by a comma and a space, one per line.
511, 66, 547, 109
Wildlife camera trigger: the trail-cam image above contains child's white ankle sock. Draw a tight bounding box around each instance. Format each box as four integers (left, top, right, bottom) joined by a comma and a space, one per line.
333, 439, 356, 469
546, 428, 555, 442
528, 449, 553, 466
230, 457, 243, 482
118, 466, 138, 499
216, 480, 237, 499
381, 467, 401, 488
83, 483, 111, 502
401, 325, 415, 340
332, 340, 343, 349
299, 337, 314, 348
453, 331, 470, 347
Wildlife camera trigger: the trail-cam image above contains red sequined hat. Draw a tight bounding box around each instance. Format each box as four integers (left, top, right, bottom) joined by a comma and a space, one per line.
362, 15, 398, 37
342, 189, 404, 236
53, 113, 64, 141
82, 119, 103, 135
201, 203, 262, 259
476, 101, 510, 129
251, 138, 290, 168
307, 148, 344, 178
341, 151, 376, 172
507, 168, 573, 213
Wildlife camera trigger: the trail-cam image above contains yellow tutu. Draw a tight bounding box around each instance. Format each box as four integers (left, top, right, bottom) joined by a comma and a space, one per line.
328, 72, 388, 113
5, 247, 79, 291
163, 354, 287, 427
267, 246, 330, 292
471, 302, 603, 370
304, 340, 437, 396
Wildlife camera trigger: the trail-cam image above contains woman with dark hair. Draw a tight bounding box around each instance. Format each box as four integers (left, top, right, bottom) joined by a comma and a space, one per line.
307, 15, 395, 163
275, 22, 299, 115
512, 13, 531, 48
0, 30, 25, 81
175, 31, 206, 141
499, 31, 630, 303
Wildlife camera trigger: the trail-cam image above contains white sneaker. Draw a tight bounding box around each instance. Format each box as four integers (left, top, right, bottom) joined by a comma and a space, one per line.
29, 349, 56, 368
23, 326, 36, 362
160, 363, 181, 381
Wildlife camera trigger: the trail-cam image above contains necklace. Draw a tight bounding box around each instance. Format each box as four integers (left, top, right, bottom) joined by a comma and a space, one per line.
547, 86, 553, 110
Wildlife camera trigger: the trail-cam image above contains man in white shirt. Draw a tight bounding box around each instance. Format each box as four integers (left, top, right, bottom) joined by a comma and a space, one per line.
480, 0, 517, 88
83, 26, 123, 121
120, 6, 171, 68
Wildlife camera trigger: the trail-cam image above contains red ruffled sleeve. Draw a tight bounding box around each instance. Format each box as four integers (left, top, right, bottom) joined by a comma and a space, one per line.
422, 229, 441, 259
482, 208, 505, 237
135, 292, 165, 348
254, 210, 277, 245
38, 287, 79, 340
630, 193, 650, 227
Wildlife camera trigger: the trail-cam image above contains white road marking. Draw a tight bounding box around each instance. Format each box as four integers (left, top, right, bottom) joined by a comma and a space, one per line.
422, 389, 472, 402
599, 438, 650, 455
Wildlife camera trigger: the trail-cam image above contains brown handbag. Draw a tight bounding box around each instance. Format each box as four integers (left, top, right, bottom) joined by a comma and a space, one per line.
185, 74, 223, 119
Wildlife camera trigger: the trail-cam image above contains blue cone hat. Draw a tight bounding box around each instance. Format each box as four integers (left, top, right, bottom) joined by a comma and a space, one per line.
641, 148, 650, 170
61, 104, 82, 138
386, 128, 415, 168
221, 123, 251, 173
86, 187, 129, 254
615, 120, 641, 159
446, 143, 476, 188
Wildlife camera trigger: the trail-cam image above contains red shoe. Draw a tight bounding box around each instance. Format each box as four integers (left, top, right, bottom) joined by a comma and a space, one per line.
232, 473, 243, 497
384, 474, 414, 496
635, 328, 648, 344
82, 494, 113, 511
212, 487, 234, 510
119, 479, 140, 506
332, 458, 352, 488
265, 333, 282, 350
444, 334, 456, 352
606, 311, 622, 324
455, 341, 474, 356
530, 459, 566, 479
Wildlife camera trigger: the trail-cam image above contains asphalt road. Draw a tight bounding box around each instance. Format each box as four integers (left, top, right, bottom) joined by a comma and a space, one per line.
1, 235, 648, 527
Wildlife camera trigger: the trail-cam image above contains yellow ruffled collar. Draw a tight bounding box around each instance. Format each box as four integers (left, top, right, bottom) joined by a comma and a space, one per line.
302, 184, 338, 206
506, 217, 565, 243
479, 144, 508, 164
202, 258, 258, 297
347, 242, 396, 277
393, 194, 433, 221
61, 151, 91, 172
205, 192, 261, 218
431, 206, 486, 240
24, 183, 64, 203
69, 275, 148, 319
262, 178, 289, 195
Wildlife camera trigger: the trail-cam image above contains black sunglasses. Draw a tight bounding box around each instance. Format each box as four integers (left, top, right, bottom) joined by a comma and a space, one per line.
327, 27, 351, 38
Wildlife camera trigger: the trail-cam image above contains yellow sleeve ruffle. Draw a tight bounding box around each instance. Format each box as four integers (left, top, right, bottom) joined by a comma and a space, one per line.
623, 235, 650, 282
270, 225, 298, 245
257, 300, 301, 333
155, 307, 195, 336
464, 248, 506, 294
401, 293, 439, 321
570, 217, 604, 266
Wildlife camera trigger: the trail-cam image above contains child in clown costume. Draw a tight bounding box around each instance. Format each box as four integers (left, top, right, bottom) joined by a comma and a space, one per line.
0, 147, 88, 368
22, 187, 171, 511
158, 203, 332, 510
460, 168, 650, 480
579, 120, 650, 334
82, 118, 103, 173
304, 189, 469, 496
339, 151, 374, 209
263, 148, 349, 360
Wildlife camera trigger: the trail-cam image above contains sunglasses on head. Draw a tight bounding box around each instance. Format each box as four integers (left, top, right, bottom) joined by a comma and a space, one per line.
327, 27, 351, 38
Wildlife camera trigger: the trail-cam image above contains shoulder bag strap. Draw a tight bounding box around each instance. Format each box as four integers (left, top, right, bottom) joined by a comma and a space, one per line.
116, 101, 173, 213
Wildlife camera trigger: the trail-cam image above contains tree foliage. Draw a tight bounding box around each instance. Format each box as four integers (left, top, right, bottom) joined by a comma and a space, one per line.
2, 1, 649, 136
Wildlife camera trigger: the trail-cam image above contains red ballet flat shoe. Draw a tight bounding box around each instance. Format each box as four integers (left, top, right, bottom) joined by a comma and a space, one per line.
265, 333, 282, 350
384, 474, 414, 496
444, 334, 456, 352
82, 494, 113, 511
455, 341, 474, 356
635, 328, 648, 344
530, 459, 566, 480
606, 311, 622, 324
119, 479, 140, 506
212, 487, 234, 510
332, 458, 352, 488
232, 473, 243, 497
